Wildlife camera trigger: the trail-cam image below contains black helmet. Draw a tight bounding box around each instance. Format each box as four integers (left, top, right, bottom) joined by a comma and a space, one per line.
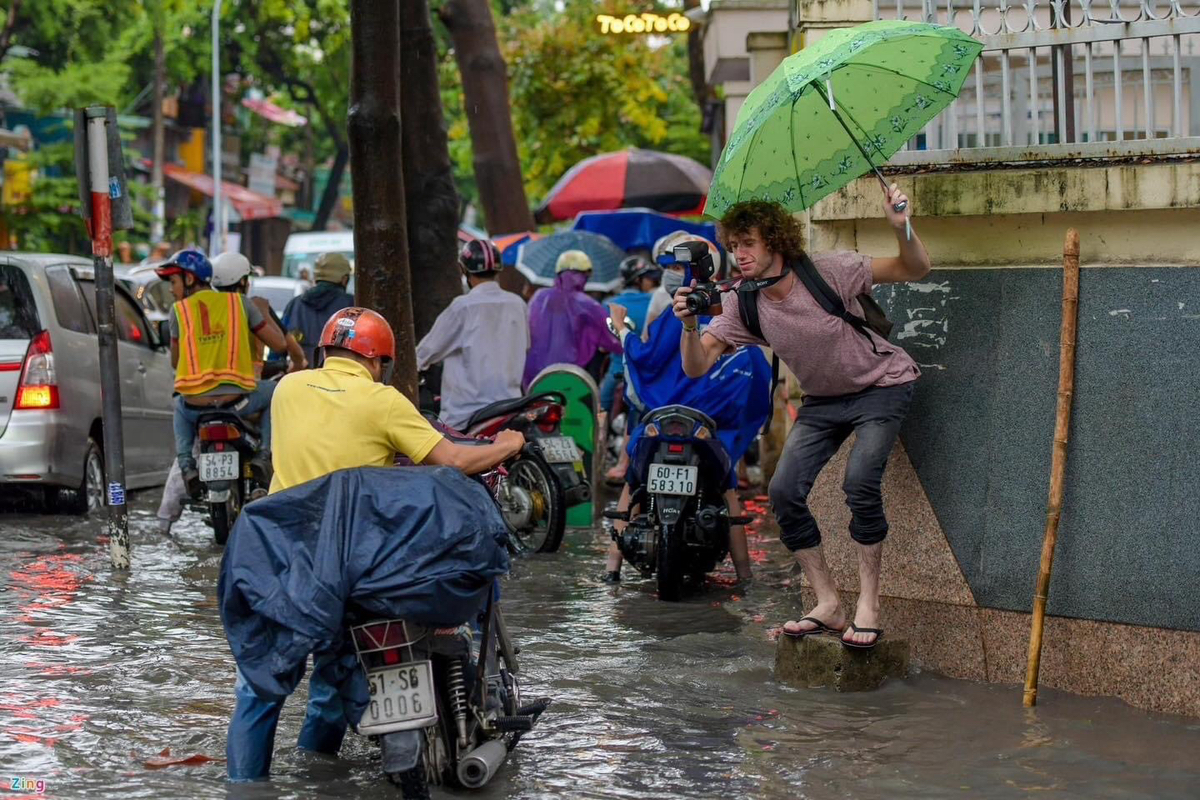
619, 255, 649, 286
459, 239, 502, 275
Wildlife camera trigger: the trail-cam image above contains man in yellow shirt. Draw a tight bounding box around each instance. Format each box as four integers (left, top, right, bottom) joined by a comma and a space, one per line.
269, 306, 523, 493
227, 306, 523, 782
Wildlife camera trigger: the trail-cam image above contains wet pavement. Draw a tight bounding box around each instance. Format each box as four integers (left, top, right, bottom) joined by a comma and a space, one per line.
2, 491, 1200, 799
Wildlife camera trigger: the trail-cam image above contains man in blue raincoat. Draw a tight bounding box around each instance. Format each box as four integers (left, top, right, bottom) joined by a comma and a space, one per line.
601, 261, 772, 585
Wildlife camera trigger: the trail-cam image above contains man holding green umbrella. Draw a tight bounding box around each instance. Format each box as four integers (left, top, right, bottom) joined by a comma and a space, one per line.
675, 20, 980, 647
677, 190, 927, 648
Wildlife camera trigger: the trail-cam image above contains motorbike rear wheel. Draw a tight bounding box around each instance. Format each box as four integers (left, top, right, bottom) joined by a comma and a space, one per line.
387, 765, 431, 800
210, 481, 242, 547
656, 522, 686, 602
507, 454, 566, 553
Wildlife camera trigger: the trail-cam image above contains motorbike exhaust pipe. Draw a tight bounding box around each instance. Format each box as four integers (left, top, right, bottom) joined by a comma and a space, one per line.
456, 739, 508, 789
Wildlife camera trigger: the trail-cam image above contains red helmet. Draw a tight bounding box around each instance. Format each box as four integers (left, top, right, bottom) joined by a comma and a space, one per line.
319, 308, 396, 361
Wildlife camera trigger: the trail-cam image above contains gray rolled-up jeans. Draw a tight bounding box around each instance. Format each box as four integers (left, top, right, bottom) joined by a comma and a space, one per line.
768, 381, 915, 551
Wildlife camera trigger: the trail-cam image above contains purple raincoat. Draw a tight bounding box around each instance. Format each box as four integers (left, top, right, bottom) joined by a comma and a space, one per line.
523, 270, 622, 387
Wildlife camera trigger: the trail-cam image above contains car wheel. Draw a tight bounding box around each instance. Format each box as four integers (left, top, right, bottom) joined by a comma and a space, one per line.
49, 438, 105, 515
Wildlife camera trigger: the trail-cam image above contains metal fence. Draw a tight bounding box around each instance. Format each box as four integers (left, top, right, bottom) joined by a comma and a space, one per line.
867, 0, 1200, 162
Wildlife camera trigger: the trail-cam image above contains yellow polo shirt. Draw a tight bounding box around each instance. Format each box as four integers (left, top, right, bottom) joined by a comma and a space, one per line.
268, 357, 443, 494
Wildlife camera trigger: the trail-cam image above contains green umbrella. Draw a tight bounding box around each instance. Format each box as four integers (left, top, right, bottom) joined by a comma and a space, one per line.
705, 20, 983, 220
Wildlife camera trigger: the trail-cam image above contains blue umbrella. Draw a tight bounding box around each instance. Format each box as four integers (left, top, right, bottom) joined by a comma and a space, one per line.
514, 230, 626, 293
571, 207, 721, 256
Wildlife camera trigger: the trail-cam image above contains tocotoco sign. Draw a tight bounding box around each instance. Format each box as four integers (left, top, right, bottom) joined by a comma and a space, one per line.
596, 12, 691, 34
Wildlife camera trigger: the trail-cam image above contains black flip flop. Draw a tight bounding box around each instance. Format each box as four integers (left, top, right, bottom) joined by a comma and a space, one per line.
781, 616, 843, 639
840, 622, 884, 650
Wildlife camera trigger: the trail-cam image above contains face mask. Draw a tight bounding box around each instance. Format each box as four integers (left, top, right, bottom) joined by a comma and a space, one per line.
661, 269, 685, 296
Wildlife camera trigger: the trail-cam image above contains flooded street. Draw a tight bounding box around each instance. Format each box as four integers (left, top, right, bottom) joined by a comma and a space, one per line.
3, 491, 1199, 800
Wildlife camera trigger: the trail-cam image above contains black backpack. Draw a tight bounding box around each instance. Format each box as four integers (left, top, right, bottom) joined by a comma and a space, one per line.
736, 253, 894, 432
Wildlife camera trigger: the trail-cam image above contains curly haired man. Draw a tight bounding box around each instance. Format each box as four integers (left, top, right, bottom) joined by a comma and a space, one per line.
674, 186, 929, 648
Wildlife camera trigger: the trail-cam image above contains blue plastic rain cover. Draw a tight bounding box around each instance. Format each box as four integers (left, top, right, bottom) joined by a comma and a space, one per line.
219, 466, 510, 702
623, 311, 772, 473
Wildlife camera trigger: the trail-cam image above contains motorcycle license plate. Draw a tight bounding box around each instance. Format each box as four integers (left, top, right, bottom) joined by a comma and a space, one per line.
647, 464, 698, 496
198, 451, 239, 482
539, 436, 580, 464
359, 660, 438, 734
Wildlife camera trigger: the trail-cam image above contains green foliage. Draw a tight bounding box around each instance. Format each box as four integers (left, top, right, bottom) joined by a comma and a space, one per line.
438, 0, 709, 209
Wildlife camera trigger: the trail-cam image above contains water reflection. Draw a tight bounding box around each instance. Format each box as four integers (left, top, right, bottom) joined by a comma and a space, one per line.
0, 494, 1198, 799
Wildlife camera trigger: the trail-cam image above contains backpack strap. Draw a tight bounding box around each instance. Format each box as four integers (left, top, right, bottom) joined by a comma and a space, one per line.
733, 286, 780, 436
792, 255, 883, 355
737, 282, 764, 341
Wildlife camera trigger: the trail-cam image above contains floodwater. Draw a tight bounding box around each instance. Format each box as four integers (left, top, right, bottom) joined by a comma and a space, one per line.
2, 491, 1199, 800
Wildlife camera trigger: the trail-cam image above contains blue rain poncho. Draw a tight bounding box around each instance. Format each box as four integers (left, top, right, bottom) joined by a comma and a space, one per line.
218, 466, 509, 712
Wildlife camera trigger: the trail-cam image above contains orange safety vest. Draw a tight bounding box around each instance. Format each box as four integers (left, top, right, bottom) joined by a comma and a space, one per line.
173, 290, 257, 395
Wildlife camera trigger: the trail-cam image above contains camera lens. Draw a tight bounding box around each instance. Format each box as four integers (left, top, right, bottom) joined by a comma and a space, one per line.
685, 290, 708, 314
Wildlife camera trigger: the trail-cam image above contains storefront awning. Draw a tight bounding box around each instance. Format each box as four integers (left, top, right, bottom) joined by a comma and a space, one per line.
162, 163, 283, 221
241, 97, 307, 128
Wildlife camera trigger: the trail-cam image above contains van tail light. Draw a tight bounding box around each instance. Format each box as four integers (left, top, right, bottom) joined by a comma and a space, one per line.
15, 331, 59, 410
199, 423, 242, 442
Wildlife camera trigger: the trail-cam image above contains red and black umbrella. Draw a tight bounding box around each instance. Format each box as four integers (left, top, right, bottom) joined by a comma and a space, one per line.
534, 148, 712, 224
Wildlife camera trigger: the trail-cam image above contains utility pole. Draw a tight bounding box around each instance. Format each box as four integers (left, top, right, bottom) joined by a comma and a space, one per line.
211, 0, 225, 254
75, 107, 134, 570
348, 0, 418, 401
151, 6, 166, 244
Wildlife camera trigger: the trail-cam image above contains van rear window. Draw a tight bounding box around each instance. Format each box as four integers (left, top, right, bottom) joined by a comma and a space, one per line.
0, 265, 40, 339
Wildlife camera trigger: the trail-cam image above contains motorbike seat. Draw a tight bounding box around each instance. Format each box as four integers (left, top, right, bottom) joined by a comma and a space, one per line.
644, 404, 718, 432
464, 391, 566, 430
197, 409, 261, 438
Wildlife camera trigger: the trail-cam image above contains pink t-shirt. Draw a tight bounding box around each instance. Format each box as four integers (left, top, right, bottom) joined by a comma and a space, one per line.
705, 251, 919, 397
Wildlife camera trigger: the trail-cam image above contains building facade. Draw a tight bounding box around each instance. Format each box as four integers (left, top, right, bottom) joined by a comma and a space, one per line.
699, 0, 1200, 715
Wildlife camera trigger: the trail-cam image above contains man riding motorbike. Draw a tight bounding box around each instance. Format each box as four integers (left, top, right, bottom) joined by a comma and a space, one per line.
281, 251, 355, 365
416, 239, 529, 430
523, 250, 623, 388
602, 234, 771, 587
153, 252, 305, 531
157, 249, 288, 498
226, 307, 525, 782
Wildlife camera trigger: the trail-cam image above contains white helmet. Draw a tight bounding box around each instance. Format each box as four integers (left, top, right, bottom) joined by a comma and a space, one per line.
210, 252, 254, 289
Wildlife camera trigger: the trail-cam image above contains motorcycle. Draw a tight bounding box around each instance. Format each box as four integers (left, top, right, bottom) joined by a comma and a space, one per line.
195, 407, 270, 546
606, 404, 750, 601
349, 455, 551, 799
420, 369, 589, 554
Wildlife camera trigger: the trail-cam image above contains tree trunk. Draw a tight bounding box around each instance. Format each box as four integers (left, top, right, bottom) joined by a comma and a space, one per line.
151, 17, 166, 244
348, 0, 417, 401
312, 144, 348, 231
400, 0, 462, 342
439, 0, 534, 237
684, 0, 711, 109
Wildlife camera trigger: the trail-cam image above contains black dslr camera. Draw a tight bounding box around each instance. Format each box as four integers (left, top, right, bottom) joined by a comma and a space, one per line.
676, 242, 723, 316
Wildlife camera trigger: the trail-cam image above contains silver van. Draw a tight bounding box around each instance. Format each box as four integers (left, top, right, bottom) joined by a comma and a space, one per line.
0, 254, 175, 512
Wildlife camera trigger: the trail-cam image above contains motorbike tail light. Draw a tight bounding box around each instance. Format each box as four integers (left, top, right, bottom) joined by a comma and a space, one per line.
199, 423, 241, 442
536, 404, 563, 434
14, 331, 60, 410
667, 444, 685, 453
663, 420, 689, 437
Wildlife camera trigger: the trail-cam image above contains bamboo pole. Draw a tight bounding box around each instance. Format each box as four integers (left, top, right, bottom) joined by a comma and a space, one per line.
1023, 228, 1081, 708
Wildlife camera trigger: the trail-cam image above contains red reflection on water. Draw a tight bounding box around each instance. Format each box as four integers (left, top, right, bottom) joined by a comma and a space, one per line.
6, 548, 96, 753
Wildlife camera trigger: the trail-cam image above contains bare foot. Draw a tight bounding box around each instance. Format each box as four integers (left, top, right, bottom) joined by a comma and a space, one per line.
842, 601, 883, 646
782, 601, 846, 636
